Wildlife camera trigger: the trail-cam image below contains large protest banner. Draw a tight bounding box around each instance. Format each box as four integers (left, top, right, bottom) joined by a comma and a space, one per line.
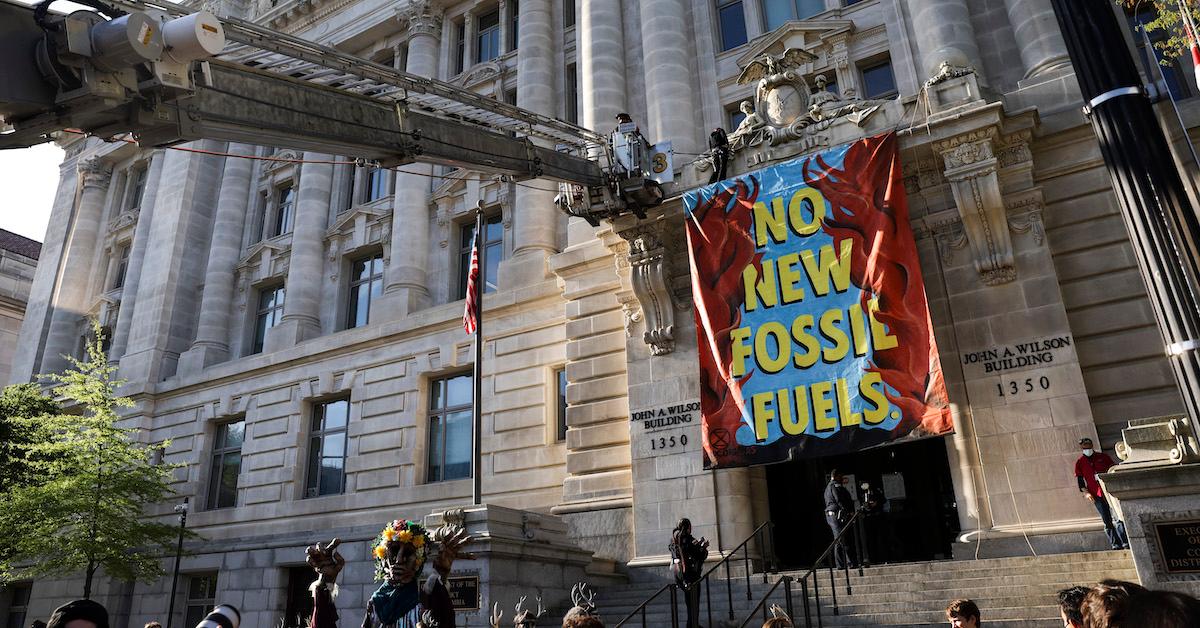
685, 133, 953, 469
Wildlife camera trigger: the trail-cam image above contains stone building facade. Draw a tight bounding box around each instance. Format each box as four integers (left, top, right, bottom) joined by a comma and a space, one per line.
3, 0, 1194, 625
0, 229, 40, 387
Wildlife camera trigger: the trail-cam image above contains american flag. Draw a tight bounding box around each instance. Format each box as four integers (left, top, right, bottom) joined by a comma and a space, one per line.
463, 232, 480, 335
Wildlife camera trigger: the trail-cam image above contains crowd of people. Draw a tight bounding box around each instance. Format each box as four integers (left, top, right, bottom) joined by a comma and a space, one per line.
939, 580, 1200, 628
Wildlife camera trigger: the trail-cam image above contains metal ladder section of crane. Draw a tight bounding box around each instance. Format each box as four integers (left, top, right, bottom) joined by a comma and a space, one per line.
0, 0, 663, 223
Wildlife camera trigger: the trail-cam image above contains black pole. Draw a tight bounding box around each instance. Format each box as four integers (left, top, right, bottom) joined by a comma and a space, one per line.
165, 497, 189, 628
471, 205, 484, 506
1049, 0, 1200, 433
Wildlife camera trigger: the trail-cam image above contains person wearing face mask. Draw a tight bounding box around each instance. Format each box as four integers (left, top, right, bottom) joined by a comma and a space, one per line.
1074, 438, 1129, 550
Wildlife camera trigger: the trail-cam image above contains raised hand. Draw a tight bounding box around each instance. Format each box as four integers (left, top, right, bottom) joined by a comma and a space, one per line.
431, 524, 476, 577
306, 538, 346, 586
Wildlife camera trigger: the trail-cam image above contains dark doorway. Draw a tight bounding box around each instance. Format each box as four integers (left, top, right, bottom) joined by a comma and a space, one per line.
284, 566, 316, 628
765, 436, 960, 568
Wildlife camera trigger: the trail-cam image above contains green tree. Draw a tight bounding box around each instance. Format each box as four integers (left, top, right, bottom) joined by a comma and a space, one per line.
1120, 1, 1199, 62
0, 383, 61, 494
0, 323, 192, 598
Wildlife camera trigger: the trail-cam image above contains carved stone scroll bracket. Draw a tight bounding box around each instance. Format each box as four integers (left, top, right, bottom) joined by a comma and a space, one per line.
615, 290, 643, 339
620, 224, 677, 356
1006, 190, 1046, 247
934, 129, 1017, 286
924, 214, 968, 265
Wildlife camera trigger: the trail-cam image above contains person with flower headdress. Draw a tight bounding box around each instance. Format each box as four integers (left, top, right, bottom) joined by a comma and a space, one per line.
305, 518, 475, 628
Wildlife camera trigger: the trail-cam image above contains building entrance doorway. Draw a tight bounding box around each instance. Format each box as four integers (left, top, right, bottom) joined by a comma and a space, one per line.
765, 436, 960, 568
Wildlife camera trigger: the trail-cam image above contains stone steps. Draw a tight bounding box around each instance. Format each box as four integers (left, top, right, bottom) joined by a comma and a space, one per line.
595, 550, 1136, 627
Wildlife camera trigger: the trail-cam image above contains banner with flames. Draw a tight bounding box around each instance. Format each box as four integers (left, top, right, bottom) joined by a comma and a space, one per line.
684, 133, 953, 469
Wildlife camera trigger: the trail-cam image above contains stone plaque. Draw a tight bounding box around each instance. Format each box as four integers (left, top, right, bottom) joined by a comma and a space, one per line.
630, 401, 700, 433
1155, 520, 1200, 574
960, 334, 1075, 379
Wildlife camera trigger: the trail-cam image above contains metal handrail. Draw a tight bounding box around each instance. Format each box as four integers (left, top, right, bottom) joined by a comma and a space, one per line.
734, 507, 869, 628
613, 582, 679, 628
736, 575, 795, 628
614, 521, 779, 628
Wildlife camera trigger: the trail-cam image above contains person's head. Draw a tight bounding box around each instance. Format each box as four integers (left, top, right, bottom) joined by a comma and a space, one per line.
830, 469, 844, 484
1081, 579, 1147, 628
143, 623, 161, 628
1079, 438, 1095, 456
1058, 586, 1090, 627
45, 600, 109, 628
946, 599, 980, 628
674, 518, 692, 536
614, 112, 632, 124
1124, 589, 1200, 627
762, 619, 793, 628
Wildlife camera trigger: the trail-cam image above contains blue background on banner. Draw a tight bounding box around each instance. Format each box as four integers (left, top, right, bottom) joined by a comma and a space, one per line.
684, 144, 902, 448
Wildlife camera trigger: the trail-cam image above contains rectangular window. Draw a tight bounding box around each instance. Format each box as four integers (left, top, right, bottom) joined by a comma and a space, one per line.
4, 583, 30, 628
458, 213, 503, 299
111, 244, 130, 290
861, 59, 898, 99
477, 10, 501, 63
763, 0, 823, 30
251, 284, 285, 355
717, 0, 747, 51
346, 253, 384, 329
455, 19, 466, 74
556, 368, 568, 441
364, 167, 388, 202
509, 0, 520, 51
306, 398, 349, 497
427, 373, 473, 482
563, 0, 574, 27
565, 64, 579, 123
272, 184, 295, 237
207, 420, 244, 510
185, 573, 218, 627
252, 192, 267, 244
125, 165, 147, 211
339, 166, 356, 213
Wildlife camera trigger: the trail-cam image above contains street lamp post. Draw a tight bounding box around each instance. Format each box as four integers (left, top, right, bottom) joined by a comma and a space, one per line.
165, 497, 189, 628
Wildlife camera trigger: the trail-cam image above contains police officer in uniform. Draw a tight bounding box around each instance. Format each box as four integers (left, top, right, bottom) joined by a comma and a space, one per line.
823, 469, 858, 568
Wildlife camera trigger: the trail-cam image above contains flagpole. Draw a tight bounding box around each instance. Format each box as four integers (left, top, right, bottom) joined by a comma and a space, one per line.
472, 204, 484, 506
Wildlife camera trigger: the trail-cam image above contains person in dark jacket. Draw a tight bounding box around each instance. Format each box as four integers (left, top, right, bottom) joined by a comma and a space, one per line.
670, 518, 709, 628
1074, 438, 1129, 549
823, 469, 857, 569
45, 600, 108, 628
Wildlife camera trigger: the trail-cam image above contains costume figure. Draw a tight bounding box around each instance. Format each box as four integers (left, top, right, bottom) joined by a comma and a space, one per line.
561, 583, 603, 628
707, 127, 730, 183
1074, 438, 1129, 550
305, 519, 475, 628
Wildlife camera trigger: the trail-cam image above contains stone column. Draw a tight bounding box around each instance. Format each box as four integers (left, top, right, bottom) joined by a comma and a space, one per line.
579, 0, 627, 130
639, 0, 699, 155
42, 158, 112, 374
498, 0, 512, 54
264, 154, 332, 351
177, 143, 256, 374
379, 1, 441, 318
501, 0, 559, 287
463, 11, 477, 72
908, 0, 985, 82
110, 150, 164, 361
1003, 0, 1071, 80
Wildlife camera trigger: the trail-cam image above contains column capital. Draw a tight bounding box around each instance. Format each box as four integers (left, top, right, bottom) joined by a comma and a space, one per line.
398, 0, 443, 38
78, 158, 112, 189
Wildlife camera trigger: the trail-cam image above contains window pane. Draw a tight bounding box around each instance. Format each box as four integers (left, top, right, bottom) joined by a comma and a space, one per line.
323, 399, 349, 430
718, 2, 747, 51
252, 312, 270, 354
484, 242, 501, 293
427, 414, 444, 481
208, 454, 224, 509
218, 452, 240, 508
223, 420, 245, 448
185, 606, 207, 627
563, 0, 574, 27
10, 586, 30, 607
306, 436, 322, 495
348, 284, 369, 328
320, 440, 345, 494
862, 61, 897, 98
447, 373, 472, 407
795, 0, 823, 19
763, 0, 793, 31
485, 215, 503, 242
372, 255, 385, 275
430, 377, 445, 410
557, 369, 568, 441
444, 409, 473, 480
352, 258, 370, 281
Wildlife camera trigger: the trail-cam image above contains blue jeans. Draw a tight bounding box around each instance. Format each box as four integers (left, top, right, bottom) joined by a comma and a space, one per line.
1094, 496, 1128, 549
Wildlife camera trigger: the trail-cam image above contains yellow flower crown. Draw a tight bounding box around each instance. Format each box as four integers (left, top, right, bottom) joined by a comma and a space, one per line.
372, 518, 429, 581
